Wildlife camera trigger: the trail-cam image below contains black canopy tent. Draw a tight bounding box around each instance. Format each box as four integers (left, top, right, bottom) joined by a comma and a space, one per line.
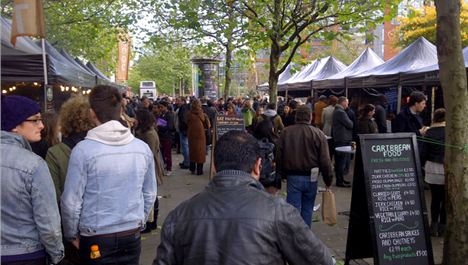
86, 62, 115, 86
58, 48, 98, 86
1, 17, 96, 88
39, 40, 96, 88
1, 17, 127, 110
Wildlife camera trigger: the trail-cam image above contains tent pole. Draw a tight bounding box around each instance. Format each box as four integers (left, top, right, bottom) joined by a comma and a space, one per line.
41, 38, 48, 111
431, 86, 435, 121
397, 85, 402, 113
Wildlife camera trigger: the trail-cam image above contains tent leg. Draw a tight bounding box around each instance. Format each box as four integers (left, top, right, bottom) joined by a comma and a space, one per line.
397, 85, 402, 113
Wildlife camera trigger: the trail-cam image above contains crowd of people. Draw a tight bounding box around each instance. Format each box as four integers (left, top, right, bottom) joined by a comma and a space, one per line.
1, 87, 446, 264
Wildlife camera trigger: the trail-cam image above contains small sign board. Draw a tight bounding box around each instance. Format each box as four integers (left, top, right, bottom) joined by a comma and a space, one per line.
215, 115, 245, 139
357, 133, 433, 265
209, 114, 245, 180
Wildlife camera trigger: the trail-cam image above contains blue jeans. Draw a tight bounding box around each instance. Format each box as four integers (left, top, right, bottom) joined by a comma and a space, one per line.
79, 230, 141, 265
179, 132, 189, 166
286, 175, 318, 227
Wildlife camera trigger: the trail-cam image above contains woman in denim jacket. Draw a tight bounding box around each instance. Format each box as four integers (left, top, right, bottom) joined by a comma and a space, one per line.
1, 95, 64, 265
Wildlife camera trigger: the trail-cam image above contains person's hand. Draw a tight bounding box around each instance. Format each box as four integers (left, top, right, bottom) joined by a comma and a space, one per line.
71, 238, 80, 250
420, 126, 428, 136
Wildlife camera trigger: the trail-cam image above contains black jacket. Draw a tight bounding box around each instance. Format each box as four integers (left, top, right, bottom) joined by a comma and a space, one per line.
155, 170, 333, 265
332, 105, 353, 145
157, 110, 175, 139
421, 125, 445, 164
392, 107, 423, 135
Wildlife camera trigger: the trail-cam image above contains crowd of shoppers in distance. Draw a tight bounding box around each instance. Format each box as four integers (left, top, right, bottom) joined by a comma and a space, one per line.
1, 87, 440, 265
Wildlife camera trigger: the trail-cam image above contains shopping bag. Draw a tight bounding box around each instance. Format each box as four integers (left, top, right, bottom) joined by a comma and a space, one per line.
321, 190, 337, 226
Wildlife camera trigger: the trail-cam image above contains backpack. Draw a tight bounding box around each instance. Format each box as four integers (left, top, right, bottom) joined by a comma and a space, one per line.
261, 114, 277, 125
258, 138, 276, 187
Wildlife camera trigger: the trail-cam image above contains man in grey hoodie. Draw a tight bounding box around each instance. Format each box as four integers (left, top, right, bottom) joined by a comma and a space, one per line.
61, 85, 157, 265
256, 102, 284, 134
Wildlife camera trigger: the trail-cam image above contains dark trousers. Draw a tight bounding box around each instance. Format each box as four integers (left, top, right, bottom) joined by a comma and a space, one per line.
160, 138, 172, 171
79, 230, 141, 265
430, 184, 446, 224
334, 142, 351, 184
327, 138, 334, 161
2, 258, 45, 265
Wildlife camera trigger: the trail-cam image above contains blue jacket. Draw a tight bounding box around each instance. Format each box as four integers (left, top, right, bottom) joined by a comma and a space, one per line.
61, 121, 157, 239
1, 131, 64, 263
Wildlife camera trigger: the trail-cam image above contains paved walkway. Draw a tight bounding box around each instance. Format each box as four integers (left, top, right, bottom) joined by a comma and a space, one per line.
139, 151, 444, 265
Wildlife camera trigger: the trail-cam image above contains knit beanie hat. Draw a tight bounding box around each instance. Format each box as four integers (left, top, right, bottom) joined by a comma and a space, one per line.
1, 95, 41, 131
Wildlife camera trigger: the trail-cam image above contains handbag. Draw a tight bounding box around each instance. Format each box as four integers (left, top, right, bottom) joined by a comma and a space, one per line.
205, 128, 212, 145
200, 114, 212, 145
321, 190, 337, 226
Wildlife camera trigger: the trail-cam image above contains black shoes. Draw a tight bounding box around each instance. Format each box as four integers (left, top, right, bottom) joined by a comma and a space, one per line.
179, 163, 189, 169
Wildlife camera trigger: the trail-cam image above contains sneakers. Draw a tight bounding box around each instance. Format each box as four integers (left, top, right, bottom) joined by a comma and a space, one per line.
164, 171, 172, 176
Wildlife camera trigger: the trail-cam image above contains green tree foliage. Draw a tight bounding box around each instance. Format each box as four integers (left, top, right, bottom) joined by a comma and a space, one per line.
397, 3, 468, 48
1, 0, 158, 77
237, 0, 400, 103
153, 0, 249, 99
130, 37, 192, 96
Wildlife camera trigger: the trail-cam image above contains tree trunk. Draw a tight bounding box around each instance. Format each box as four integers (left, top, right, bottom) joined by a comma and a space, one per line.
224, 43, 233, 99
268, 50, 279, 104
267, 0, 281, 104
435, 1, 468, 264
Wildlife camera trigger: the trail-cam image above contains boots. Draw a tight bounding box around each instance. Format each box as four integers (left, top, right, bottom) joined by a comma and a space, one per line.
196, 163, 204, 175
189, 162, 196, 174
438, 223, 446, 237
430, 222, 439, 237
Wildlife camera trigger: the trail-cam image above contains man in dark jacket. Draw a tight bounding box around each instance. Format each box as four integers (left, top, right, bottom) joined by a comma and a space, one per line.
332, 96, 354, 187
154, 130, 334, 265
373, 94, 388, 133
277, 105, 333, 227
392, 91, 428, 154
176, 97, 190, 169
392, 91, 427, 136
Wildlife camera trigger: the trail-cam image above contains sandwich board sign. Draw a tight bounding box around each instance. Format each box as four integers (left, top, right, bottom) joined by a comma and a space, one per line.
345, 133, 434, 265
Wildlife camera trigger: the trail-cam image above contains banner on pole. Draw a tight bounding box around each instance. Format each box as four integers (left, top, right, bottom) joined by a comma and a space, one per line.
11, 0, 45, 46
116, 33, 131, 82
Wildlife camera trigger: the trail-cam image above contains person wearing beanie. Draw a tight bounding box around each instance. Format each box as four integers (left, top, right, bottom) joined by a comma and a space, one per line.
1, 95, 65, 264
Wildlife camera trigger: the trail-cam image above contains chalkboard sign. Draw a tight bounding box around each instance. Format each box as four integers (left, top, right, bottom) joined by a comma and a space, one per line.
215, 115, 245, 139
360, 133, 433, 265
